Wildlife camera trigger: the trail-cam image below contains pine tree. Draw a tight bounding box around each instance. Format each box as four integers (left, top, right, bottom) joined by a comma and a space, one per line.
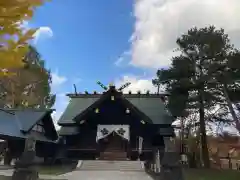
153, 26, 240, 168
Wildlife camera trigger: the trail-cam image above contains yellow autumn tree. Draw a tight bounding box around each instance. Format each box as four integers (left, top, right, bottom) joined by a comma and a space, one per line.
0, 0, 49, 76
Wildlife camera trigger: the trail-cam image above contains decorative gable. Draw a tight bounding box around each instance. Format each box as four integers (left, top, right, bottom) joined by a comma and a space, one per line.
31, 120, 45, 133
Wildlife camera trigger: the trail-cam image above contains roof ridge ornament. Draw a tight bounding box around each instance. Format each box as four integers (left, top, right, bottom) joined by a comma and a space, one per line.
96, 81, 131, 92
118, 82, 131, 91
96, 81, 108, 91
109, 82, 115, 87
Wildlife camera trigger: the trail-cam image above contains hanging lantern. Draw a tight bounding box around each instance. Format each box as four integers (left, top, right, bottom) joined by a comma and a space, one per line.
95, 108, 99, 113
126, 108, 130, 114
80, 120, 85, 124
161, 96, 166, 102
111, 96, 115, 101
141, 120, 145, 124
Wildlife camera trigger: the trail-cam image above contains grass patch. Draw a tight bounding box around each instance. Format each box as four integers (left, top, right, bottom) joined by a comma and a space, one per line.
0, 175, 9, 180
0, 175, 66, 180
184, 169, 240, 180
37, 165, 73, 175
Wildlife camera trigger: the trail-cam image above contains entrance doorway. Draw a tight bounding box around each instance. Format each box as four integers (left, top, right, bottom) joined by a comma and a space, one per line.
99, 132, 128, 160
96, 125, 130, 160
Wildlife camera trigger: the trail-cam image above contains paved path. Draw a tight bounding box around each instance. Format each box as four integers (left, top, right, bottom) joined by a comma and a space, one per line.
0, 169, 64, 179
0, 169, 153, 180
58, 170, 153, 180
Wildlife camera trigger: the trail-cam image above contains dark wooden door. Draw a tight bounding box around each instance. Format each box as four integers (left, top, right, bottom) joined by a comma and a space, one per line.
100, 132, 127, 160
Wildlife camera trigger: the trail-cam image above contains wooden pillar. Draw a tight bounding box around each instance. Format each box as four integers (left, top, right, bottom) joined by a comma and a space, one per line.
164, 137, 176, 152
155, 148, 161, 173
4, 141, 13, 165
96, 140, 100, 159
127, 140, 131, 160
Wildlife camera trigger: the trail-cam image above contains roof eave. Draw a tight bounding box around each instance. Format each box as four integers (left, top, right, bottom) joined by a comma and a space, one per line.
24, 111, 51, 133
58, 122, 79, 126
72, 91, 154, 124
1, 108, 55, 113
67, 93, 170, 98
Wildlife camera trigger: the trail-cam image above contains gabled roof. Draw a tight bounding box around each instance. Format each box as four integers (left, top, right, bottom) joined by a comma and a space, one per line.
58, 87, 174, 125
73, 90, 154, 124
14, 110, 49, 132
58, 126, 79, 136
0, 109, 58, 142
58, 97, 99, 125
126, 97, 173, 124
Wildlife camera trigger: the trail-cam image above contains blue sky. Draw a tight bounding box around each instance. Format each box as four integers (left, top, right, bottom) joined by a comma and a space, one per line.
32, 0, 139, 86
27, 0, 240, 124
30, 0, 150, 120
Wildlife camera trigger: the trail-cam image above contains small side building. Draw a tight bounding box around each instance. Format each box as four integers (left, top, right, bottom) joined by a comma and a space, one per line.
0, 108, 58, 164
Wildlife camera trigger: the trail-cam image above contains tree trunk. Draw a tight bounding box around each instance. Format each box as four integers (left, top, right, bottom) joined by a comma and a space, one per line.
4, 148, 12, 165
236, 103, 240, 112
222, 83, 240, 133
198, 88, 210, 168
180, 117, 185, 153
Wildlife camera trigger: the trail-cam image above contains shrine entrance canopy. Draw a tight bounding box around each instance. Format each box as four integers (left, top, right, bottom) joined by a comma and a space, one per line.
96, 125, 130, 142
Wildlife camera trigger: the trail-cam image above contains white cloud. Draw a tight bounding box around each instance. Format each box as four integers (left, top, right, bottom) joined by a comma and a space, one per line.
115, 57, 125, 67
115, 51, 131, 67
52, 93, 70, 130
56, 93, 69, 105
51, 111, 62, 130
130, 0, 240, 68
51, 70, 67, 87
19, 20, 29, 29
72, 77, 82, 84
18, 21, 53, 43
115, 74, 164, 93
34, 26, 53, 43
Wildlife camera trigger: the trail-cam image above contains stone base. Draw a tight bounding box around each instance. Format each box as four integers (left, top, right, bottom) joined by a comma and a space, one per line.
12, 168, 39, 180
160, 166, 184, 180
12, 149, 38, 180
160, 152, 184, 180
161, 152, 180, 166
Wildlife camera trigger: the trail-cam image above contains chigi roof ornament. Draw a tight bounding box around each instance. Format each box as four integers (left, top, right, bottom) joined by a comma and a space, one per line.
97, 81, 108, 91
118, 82, 131, 91
96, 81, 131, 92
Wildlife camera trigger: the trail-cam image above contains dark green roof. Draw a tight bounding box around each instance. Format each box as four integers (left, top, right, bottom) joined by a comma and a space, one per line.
158, 127, 175, 136
126, 97, 173, 124
58, 93, 174, 125
58, 98, 99, 124
0, 109, 57, 142
14, 111, 48, 132
58, 127, 79, 136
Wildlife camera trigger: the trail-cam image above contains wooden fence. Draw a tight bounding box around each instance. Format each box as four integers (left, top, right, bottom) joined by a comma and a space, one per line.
180, 154, 240, 170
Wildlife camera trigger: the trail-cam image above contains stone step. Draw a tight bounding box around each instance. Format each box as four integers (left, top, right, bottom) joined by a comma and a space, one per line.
100, 152, 127, 160
78, 160, 144, 171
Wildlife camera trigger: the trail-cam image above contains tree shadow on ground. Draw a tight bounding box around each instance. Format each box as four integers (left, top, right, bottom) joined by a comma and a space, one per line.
184, 169, 240, 180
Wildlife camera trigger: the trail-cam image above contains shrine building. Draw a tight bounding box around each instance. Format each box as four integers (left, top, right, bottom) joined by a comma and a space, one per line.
58, 83, 175, 161
0, 109, 58, 163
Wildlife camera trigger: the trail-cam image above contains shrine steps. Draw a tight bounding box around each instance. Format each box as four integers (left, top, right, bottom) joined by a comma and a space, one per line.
100, 151, 127, 160
77, 160, 144, 171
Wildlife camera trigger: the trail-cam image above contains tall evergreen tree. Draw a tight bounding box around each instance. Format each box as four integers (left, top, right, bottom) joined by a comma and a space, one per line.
153, 26, 240, 168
